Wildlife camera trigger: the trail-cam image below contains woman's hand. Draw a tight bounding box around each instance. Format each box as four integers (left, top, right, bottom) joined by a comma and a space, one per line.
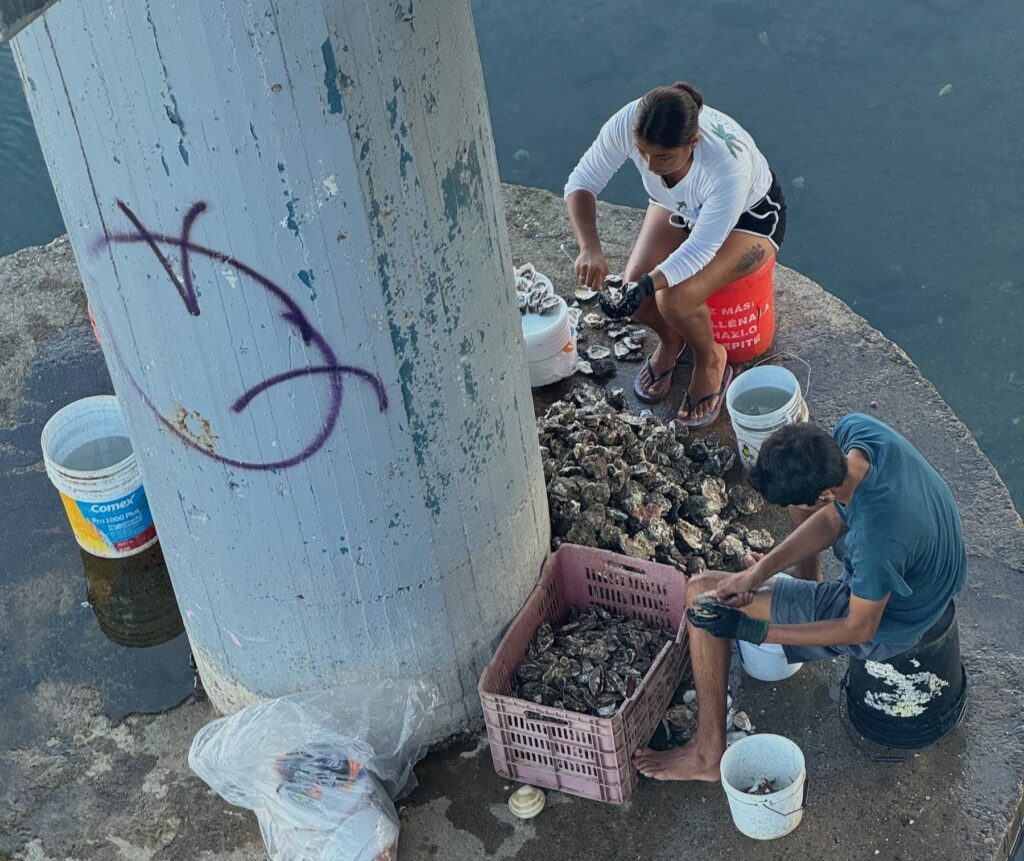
574, 246, 608, 291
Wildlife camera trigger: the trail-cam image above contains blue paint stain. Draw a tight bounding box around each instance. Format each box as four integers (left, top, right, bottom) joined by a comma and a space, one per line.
321, 39, 344, 114
161, 155, 170, 176
386, 96, 398, 130
360, 141, 370, 161
441, 141, 483, 241
165, 95, 185, 132
298, 269, 316, 300
179, 141, 190, 165
285, 195, 300, 236
27, 76, 37, 92
277, 162, 285, 173
463, 364, 477, 400
113, 154, 121, 164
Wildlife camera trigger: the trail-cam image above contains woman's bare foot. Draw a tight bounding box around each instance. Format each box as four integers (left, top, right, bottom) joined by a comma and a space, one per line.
679, 342, 728, 422
633, 738, 724, 782
637, 338, 685, 400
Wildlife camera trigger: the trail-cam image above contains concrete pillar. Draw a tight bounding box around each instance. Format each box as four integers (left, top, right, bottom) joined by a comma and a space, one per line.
12, 0, 549, 736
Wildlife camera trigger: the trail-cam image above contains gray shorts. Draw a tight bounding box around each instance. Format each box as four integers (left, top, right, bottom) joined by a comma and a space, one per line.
768, 536, 918, 664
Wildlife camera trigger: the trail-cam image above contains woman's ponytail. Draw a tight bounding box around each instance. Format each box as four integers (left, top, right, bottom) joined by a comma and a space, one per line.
634, 81, 704, 148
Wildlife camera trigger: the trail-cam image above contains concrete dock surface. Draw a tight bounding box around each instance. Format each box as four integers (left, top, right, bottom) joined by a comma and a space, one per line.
1, 185, 1022, 860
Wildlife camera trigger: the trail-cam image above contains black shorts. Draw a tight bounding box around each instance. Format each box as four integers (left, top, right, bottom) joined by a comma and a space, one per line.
734, 171, 787, 250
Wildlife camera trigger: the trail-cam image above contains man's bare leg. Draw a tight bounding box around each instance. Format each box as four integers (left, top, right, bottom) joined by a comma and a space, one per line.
633, 572, 773, 781
788, 503, 828, 582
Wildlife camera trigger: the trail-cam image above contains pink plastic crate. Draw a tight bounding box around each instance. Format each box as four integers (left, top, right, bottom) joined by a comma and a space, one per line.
478, 544, 691, 804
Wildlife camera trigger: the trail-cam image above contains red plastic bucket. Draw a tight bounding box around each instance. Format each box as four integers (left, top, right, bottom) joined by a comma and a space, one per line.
707, 254, 776, 363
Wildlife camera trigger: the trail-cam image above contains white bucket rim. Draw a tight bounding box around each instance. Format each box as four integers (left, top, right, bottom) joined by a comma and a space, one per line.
41, 395, 137, 482
725, 366, 802, 430
720, 733, 806, 800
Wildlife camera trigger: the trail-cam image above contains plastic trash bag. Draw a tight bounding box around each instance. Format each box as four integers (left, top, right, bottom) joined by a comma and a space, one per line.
188, 680, 438, 861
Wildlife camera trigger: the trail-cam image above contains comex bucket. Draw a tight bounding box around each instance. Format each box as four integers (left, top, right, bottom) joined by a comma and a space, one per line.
41, 395, 158, 559
737, 574, 803, 681
725, 363, 809, 470
522, 295, 579, 388
720, 733, 806, 840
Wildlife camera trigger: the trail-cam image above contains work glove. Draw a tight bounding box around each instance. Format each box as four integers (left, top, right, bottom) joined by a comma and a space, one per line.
686, 603, 769, 645
599, 273, 655, 319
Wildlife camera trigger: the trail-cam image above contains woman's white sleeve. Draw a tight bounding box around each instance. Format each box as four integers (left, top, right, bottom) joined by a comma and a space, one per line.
656, 168, 751, 287
564, 108, 631, 199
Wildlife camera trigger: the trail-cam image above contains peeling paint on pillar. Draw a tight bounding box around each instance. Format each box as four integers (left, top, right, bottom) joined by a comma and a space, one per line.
11, 0, 548, 738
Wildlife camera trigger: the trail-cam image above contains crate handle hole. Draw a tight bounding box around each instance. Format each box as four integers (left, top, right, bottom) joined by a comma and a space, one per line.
524, 710, 571, 726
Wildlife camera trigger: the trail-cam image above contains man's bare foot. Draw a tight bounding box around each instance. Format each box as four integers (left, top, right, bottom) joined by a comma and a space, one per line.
678, 342, 728, 422
637, 339, 685, 400
633, 738, 724, 782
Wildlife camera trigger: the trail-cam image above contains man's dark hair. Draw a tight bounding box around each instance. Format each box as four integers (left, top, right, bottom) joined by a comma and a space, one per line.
748, 423, 848, 506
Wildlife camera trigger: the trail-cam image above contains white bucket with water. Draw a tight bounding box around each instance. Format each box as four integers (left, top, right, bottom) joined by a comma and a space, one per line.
522, 295, 578, 388
726, 365, 809, 470
41, 395, 158, 559
737, 573, 803, 681
720, 734, 806, 840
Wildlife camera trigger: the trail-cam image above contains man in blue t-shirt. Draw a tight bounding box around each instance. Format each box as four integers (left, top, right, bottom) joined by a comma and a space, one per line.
634, 414, 967, 783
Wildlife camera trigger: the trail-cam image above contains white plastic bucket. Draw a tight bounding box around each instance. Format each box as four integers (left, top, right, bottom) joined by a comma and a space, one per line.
738, 640, 803, 682
737, 574, 803, 681
720, 734, 806, 840
41, 395, 158, 559
521, 295, 578, 388
725, 365, 809, 470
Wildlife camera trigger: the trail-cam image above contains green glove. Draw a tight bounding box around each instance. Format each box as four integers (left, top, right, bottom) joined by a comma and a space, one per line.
687, 603, 769, 645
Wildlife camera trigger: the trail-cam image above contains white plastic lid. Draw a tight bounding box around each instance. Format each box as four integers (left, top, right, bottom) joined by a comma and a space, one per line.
521, 296, 571, 360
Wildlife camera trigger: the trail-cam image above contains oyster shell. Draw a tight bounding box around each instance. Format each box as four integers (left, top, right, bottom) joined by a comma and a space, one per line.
585, 345, 611, 361
574, 287, 598, 302
582, 312, 605, 327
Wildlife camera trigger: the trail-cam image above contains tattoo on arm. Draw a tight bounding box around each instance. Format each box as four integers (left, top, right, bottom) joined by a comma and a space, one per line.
734, 244, 767, 274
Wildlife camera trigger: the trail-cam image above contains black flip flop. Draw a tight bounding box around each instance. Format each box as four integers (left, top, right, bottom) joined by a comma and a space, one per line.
678, 365, 734, 428
634, 347, 691, 403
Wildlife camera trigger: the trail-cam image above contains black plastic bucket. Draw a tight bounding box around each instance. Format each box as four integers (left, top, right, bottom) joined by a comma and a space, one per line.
846, 602, 967, 749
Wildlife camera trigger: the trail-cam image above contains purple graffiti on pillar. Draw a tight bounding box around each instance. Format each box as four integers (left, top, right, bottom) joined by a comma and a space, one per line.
91, 200, 388, 471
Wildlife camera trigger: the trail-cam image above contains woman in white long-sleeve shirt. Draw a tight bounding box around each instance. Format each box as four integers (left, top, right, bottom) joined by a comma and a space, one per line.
565, 82, 786, 426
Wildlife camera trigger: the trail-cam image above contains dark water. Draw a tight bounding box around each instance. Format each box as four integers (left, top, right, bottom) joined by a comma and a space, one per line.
2, 4, 1023, 511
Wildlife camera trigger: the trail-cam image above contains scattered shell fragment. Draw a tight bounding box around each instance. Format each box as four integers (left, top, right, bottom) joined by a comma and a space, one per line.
605, 274, 624, 288
614, 340, 642, 360
682, 689, 698, 705
606, 325, 630, 341
585, 345, 611, 361
748, 778, 776, 796
574, 287, 598, 302
508, 784, 546, 819
577, 360, 594, 376
582, 312, 605, 327
732, 710, 753, 732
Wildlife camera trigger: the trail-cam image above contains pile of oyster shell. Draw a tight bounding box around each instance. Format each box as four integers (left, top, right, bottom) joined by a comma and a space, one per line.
540, 384, 774, 574
515, 263, 561, 316
511, 604, 672, 716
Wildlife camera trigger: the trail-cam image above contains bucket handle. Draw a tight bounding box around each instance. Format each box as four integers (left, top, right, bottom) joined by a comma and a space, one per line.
748, 350, 812, 401
759, 775, 808, 818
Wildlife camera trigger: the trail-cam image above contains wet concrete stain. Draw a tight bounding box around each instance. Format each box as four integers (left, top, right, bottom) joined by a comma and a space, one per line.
0, 328, 192, 748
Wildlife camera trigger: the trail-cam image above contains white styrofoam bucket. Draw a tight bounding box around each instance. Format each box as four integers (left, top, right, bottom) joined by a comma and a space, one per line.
737, 574, 803, 681
720, 734, 806, 840
725, 365, 809, 470
41, 395, 158, 558
521, 295, 578, 388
